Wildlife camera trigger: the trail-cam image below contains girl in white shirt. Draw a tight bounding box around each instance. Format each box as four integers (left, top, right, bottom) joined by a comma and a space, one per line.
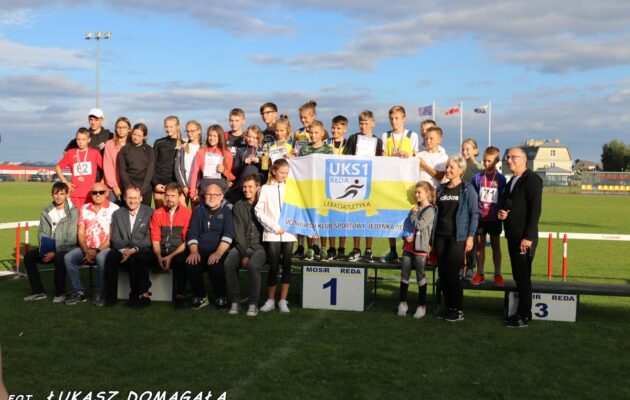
255, 158, 297, 313
174, 120, 202, 207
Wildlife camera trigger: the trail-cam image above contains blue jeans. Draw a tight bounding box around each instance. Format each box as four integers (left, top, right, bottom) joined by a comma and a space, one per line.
64, 247, 111, 295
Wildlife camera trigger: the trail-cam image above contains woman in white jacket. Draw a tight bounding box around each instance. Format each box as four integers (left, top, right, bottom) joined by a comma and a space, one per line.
255, 158, 296, 313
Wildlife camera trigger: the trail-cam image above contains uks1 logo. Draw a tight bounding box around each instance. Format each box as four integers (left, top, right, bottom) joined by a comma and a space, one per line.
325, 159, 372, 202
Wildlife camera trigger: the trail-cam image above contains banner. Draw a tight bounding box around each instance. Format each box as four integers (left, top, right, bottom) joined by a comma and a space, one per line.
280, 154, 420, 237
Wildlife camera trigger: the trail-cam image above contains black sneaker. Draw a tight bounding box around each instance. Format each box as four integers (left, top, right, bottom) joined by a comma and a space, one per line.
174, 297, 186, 310
335, 247, 345, 260
506, 314, 528, 328
292, 245, 305, 259
191, 296, 209, 310
362, 249, 375, 263
443, 309, 464, 322
380, 250, 399, 263
215, 297, 228, 308
138, 296, 151, 308
313, 245, 322, 261
65, 292, 86, 305
323, 248, 336, 261
346, 248, 361, 262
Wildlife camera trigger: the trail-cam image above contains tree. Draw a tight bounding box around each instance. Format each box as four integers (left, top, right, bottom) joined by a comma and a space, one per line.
601, 140, 630, 171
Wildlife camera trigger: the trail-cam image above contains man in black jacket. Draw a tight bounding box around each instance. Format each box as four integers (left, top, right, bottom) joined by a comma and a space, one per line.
224, 174, 265, 316
499, 147, 543, 328
104, 185, 155, 307
186, 183, 234, 309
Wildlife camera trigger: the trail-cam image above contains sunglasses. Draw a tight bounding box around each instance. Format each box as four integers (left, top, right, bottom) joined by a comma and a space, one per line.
91, 190, 106, 195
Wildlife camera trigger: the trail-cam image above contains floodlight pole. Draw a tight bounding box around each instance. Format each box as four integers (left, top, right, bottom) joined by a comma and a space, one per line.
85, 31, 111, 108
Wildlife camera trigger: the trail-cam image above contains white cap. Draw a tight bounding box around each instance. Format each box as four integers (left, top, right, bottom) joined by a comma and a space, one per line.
88, 108, 104, 118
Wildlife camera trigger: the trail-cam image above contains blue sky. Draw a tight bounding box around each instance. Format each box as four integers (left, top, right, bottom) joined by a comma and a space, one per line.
1, 1, 628, 163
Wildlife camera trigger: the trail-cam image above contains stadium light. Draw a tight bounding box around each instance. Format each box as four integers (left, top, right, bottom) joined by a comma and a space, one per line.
85, 31, 111, 108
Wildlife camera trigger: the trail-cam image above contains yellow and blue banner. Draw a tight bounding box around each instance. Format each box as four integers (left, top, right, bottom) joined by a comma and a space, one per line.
280, 154, 420, 238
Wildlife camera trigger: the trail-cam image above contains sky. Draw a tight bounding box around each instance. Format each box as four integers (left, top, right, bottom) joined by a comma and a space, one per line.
0, 1, 628, 163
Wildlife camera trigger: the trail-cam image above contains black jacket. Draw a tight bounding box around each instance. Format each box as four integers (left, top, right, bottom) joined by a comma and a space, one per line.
232, 199, 264, 258
152, 136, 179, 186
502, 169, 543, 241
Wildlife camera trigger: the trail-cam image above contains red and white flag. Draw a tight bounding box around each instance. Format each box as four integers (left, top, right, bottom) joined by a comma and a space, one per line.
444, 106, 460, 116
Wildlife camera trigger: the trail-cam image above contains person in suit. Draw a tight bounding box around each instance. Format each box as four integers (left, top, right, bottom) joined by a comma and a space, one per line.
104, 185, 155, 307
498, 147, 543, 328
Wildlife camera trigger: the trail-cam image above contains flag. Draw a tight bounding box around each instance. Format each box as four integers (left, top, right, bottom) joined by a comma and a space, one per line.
417, 105, 433, 116
279, 154, 419, 238
474, 105, 489, 114
445, 106, 460, 116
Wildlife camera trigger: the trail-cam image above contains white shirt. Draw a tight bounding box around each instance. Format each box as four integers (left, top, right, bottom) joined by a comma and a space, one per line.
416, 150, 449, 188
184, 143, 201, 185
48, 207, 66, 235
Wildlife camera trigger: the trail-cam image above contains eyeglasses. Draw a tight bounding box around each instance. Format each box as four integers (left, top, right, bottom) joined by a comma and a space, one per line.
506, 155, 523, 160
91, 190, 106, 195
185, 129, 200, 133
261, 110, 275, 115
116, 126, 129, 131
205, 193, 223, 198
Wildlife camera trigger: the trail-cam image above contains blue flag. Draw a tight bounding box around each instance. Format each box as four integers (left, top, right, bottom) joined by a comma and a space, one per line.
417, 105, 433, 116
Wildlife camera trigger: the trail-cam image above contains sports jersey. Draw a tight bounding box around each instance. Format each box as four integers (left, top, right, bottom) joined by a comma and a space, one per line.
294, 127, 311, 142
381, 129, 419, 156
78, 200, 119, 249
57, 148, 103, 198
327, 138, 347, 155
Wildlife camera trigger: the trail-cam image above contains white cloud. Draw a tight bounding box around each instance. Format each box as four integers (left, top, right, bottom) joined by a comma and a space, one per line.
254, 0, 630, 73
0, 9, 36, 27
0, 38, 91, 71
0, 74, 91, 98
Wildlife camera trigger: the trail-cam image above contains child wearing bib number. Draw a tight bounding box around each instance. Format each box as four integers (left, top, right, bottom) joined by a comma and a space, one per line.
470, 146, 506, 286
398, 181, 436, 318
55, 128, 103, 208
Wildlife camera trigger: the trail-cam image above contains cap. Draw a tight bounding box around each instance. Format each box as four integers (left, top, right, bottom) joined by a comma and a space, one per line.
88, 108, 104, 119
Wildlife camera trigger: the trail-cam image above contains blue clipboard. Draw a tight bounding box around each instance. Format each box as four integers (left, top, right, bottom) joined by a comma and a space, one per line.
39, 237, 56, 256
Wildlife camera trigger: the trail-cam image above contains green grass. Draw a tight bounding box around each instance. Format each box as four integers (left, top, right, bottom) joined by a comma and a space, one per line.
1, 183, 630, 399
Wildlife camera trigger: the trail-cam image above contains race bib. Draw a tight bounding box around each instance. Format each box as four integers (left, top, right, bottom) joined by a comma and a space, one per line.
73, 162, 92, 176
480, 187, 498, 203
203, 153, 223, 179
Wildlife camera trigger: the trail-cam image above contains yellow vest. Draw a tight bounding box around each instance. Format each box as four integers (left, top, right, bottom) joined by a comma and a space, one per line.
384, 130, 413, 156
294, 128, 311, 142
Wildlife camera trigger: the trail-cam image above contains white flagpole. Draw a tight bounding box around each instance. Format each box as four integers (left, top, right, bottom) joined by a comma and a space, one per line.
488, 101, 492, 146
459, 101, 463, 146
432, 101, 436, 123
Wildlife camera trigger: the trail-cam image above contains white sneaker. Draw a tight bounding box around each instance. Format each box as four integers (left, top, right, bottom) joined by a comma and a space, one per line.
397, 302, 408, 317
278, 299, 290, 313
228, 303, 239, 315
413, 305, 427, 319
246, 304, 259, 317
260, 299, 275, 312
23, 293, 47, 301
52, 294, 66, 303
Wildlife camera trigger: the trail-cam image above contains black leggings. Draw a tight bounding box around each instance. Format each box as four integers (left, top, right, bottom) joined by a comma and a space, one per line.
265, 241, 293, 286
435, 234, 466, 311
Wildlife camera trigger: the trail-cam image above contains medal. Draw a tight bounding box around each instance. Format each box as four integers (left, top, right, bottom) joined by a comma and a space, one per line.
78, 176, 84, 182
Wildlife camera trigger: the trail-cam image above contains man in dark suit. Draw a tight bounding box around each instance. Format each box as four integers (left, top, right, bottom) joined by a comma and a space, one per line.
498, 147, 543, 328
104, 185, 155, 307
